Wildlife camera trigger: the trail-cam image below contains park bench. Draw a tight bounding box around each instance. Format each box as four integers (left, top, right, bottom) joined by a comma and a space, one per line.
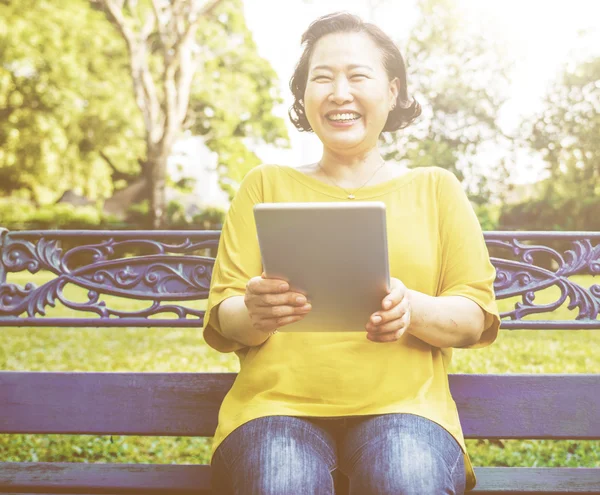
0, 228, 598, 494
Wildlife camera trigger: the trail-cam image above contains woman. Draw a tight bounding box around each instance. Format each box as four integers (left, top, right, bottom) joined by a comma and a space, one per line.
203, 12, 500, 495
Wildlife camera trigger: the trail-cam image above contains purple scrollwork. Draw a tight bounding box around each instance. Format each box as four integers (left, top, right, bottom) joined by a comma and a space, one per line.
74, 255, 213, 300
487, 233, 599, 327
0, 231, 219, 326
61, 237, 219, 272
0, 230, 598, 329
0, 277, 67, 317
1, 238, 63, 275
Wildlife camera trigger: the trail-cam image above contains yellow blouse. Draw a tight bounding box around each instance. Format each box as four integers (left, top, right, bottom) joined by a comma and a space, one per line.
203, 164, 500, 491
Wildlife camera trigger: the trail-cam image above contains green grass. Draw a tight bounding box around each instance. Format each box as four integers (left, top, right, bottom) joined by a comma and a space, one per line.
0, 273, 598, 467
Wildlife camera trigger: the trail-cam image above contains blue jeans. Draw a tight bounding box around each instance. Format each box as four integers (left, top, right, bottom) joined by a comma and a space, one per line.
211, 413, 466, 495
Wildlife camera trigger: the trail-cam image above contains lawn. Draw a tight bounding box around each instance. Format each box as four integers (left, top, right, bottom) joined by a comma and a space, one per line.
0, 272, 598, 468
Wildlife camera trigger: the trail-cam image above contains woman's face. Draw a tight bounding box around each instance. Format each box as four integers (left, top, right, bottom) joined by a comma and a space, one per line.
304, 31, 399, 156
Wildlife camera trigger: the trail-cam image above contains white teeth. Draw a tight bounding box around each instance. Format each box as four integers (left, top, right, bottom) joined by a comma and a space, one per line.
327, 113, 360, 121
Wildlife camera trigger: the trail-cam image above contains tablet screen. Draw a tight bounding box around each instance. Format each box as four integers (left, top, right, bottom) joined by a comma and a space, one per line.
254, 202, 390, 332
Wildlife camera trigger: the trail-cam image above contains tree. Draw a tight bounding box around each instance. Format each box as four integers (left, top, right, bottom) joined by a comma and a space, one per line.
378, 0, 514, 207
528, 56, 600, 201
184, 2, 289, 199
0, 0, 143, 204
1, 0, 287, 227
499, 53, 600, 231
90, 0, 288, 227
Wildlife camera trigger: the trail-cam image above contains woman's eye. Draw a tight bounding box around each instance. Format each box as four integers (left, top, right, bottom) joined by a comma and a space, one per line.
351, 74, 368, 79
312, 76, 330, 82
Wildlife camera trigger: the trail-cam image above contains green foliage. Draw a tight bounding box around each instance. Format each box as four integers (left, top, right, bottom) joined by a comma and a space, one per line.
0, 200, 110, 229
498, 194, 600, 231
382, 0, 513, 204
0, 0, 288, 210
123, 200, 151, 229
192, 205, 226, 229
190, 0, 289, 198
0, 0, 143, 204
528, 56, 600, 199
0, 434, 212, 465
160, 201, 226, 230
158, 201, 223, 230
473, 204, 500, 231
504, 53, 600, 231
0, 198, 224, 230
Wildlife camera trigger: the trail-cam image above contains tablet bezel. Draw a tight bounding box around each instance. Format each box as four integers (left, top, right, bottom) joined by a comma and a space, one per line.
253, 201, 390, 332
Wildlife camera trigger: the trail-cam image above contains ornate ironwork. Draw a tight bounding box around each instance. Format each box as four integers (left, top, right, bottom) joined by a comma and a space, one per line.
0, 229, 598, 329
487, 232, 599, 329
0, 230, 219, 327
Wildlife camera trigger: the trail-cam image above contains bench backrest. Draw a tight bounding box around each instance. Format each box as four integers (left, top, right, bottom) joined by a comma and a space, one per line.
0, 229, 598, 329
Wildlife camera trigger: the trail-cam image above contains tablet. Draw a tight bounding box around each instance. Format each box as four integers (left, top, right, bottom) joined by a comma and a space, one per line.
253, 202, 390, 332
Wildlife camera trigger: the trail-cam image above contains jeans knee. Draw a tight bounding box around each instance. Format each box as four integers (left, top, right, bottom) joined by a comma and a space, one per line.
251, 435, 334, 495
212, 417, 337, 495
349, 441, 462, 495
254, 468, 333, 495
395, 450, 454, 494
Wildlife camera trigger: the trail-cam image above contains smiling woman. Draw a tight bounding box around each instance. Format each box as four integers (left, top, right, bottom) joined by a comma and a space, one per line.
285, 12, 421, 192
204, 11, 500, 495
289, 15, 420, 133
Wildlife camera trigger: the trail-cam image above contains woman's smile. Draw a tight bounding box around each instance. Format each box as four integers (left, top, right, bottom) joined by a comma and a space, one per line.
325, 111, 362, 127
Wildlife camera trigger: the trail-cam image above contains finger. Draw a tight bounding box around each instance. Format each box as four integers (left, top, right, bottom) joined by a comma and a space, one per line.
370, 300, 408, 326
382, 281, 406, 310
382, 290, 403, 311
366, 316, 405, 335
367, 304, 410, 333
369, 308, 411, 339
275, 313, 309, 328
254, 310, 309, 332
258, 292, 309, 308
256, 303, 312, 319
367, 326, 406, 343
247, 276, 290, 295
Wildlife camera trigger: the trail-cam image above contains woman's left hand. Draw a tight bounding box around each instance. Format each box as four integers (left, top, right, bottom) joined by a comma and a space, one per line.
365, 277, 411, 343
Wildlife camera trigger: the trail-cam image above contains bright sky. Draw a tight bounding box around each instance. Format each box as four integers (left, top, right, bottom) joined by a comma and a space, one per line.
241, 0, 600, 184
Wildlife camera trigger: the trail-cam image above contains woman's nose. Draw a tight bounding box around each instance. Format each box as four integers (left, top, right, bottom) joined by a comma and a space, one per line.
328, 76, 354, 104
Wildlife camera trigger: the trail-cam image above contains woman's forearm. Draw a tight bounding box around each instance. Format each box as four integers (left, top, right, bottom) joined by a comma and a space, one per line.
217, 296, 271, 347
406, 290, 485, 348
217, 291, 485, 349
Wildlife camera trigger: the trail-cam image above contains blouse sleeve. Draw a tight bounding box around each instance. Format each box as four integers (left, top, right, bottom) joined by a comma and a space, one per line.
436, 168, 501, 348
203, 166, 265, 353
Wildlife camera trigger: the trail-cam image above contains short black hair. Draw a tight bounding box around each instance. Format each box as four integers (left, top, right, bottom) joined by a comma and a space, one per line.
289, 12, 421, 133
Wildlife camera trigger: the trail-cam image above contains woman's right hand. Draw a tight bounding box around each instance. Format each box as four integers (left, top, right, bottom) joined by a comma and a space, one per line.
244, 273, 312, 334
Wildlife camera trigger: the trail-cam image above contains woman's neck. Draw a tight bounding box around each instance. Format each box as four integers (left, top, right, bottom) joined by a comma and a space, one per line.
318, 149, 386, 187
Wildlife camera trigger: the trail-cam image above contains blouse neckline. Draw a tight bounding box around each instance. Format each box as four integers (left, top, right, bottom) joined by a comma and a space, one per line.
276, 164, 422, 200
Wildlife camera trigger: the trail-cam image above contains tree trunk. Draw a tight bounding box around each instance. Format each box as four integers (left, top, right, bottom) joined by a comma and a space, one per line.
93, 0, 226, 229
148, 148, 168, 229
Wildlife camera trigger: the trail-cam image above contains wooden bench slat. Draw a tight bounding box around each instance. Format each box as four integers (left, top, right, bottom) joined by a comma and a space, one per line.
471, 467, 600, 494
0, 372, 232, 437
0, 462, 211, 494
452, 374, 600, 439
1, 463, 599, 494
1, 372, 599, 439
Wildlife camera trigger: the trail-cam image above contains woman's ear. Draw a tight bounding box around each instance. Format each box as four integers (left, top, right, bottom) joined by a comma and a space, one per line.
389, 77, 400, 110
